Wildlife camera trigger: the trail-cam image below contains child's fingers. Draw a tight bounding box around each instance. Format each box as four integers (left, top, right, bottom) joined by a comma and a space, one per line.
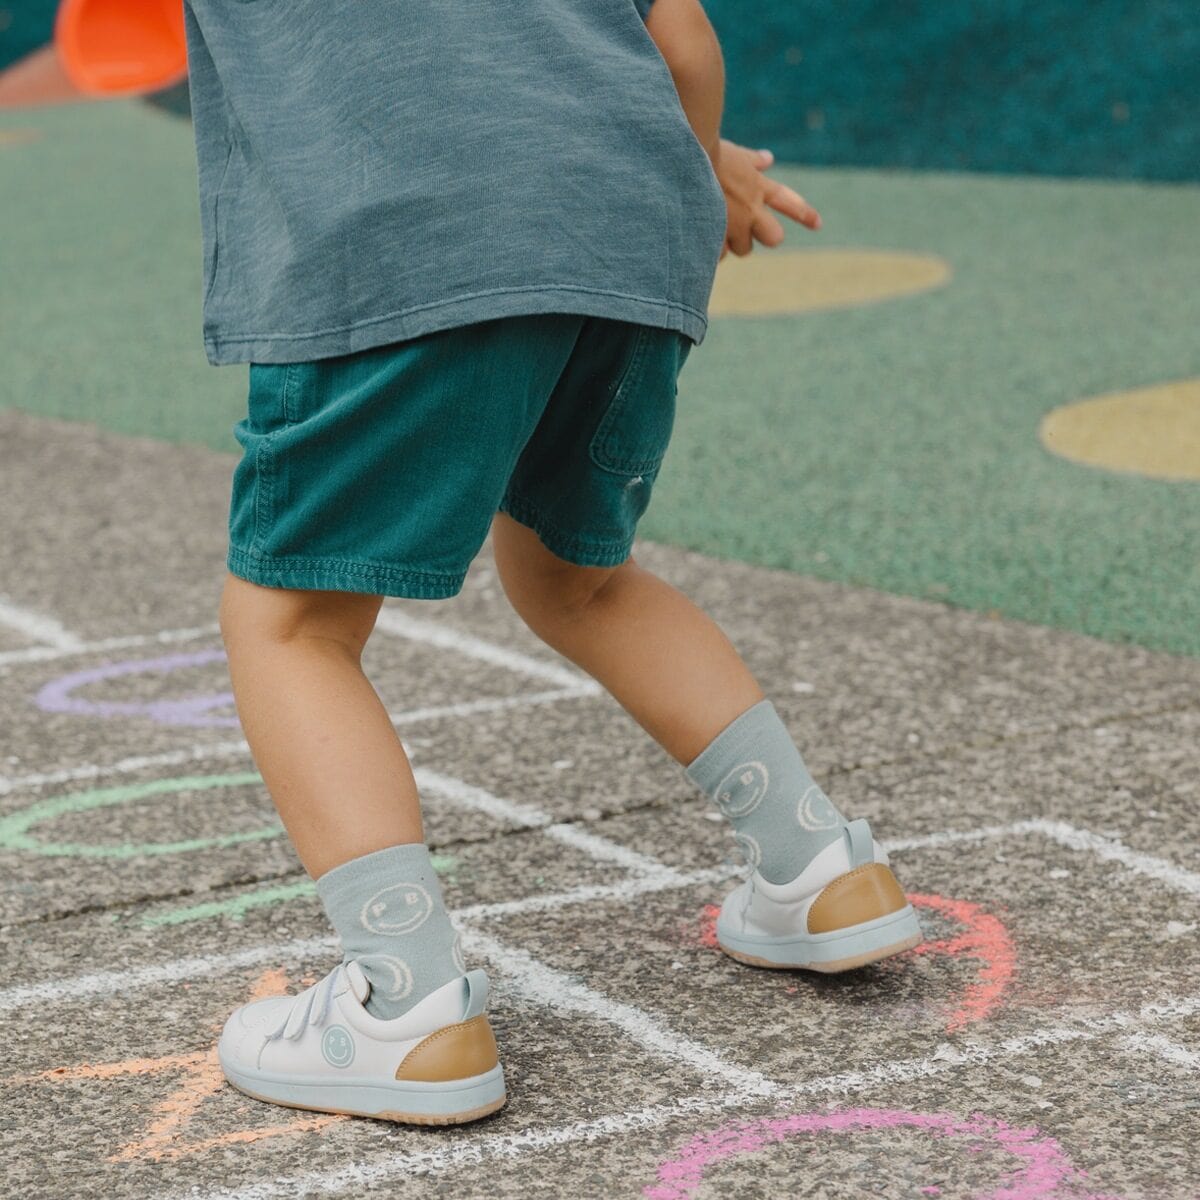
726, 221, 754, 257
752, 210, 786, 249
754, 148, 774, 167
765, 180, 821, 230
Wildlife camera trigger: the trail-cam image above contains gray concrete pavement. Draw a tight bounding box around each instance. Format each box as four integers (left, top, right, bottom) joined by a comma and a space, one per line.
2, 407, 1198, 1199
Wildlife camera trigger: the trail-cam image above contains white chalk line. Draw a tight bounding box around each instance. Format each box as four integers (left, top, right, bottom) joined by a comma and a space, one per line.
454, 865, 733, 923
0, 861, 733, 1015
0, 608, 592, 695
374, 606, 597, 692
414, 766, 552, 829
884, 818, 1200, 900
0, 622, 220, 667
0, 913, 768, 1094
417, 768, 694, 890
417, 768, 689, 879
1117, 1031, 1200, 1070
0, 595, 86, 652
0, 751, 721, 1070
0, 752, 738, 1093
7, 808, 1200, 1013
0, 690, 597, 796
178, 1089, 759, 1200
386, 686, 595, 726
164, 995, 1200, 1200
0, 608, 600, 794
462, 928, 777, 1096
542, 821, 687, 879
0, 739, 251, 796
0, 936, 334, 1015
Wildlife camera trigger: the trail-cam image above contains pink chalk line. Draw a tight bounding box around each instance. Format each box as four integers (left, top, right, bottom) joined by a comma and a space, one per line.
906, 893, 1017, 1033
686, 892, 1016, 1034
643, 1107, 1124, 1200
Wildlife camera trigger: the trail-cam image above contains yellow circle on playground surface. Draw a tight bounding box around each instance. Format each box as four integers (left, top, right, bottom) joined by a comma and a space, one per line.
708, 249, 950, 316
1040, 379, 1200, 481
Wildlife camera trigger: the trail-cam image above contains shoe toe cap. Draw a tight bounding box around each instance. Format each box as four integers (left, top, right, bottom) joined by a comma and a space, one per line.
219, 995, 291, 1069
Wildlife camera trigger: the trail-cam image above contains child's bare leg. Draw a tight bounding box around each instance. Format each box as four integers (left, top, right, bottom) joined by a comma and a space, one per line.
494, 511, 845, 882
219, 572, 465, 1021
492, 514, 764, 764
218, 572, 420, 878
493, 512, 921, 972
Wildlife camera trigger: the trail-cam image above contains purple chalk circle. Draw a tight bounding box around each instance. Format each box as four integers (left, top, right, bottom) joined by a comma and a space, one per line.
35, 648, 239, 727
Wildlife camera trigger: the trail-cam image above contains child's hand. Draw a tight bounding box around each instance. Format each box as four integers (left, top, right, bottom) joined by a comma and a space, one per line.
714, 139, 821, 259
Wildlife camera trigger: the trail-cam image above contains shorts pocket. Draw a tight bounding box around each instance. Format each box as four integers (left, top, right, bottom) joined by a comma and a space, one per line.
588, 327, 685, 477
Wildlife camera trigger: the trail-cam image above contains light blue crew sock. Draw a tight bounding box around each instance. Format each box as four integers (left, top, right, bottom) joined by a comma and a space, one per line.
315, 843, 465, 1021
685, 699, 848, 884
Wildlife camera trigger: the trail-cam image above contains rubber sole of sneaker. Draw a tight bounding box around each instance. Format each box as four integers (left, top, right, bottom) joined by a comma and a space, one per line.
717, 903, 923, 973
220, 1060, 507, 1125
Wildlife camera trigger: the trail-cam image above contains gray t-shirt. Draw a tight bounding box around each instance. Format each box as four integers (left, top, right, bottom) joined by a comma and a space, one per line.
182, 0, 727, 364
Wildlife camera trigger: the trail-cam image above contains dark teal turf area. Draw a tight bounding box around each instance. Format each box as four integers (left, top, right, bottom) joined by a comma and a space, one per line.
4, 0, 1197, 179
705, 0, 1199, 182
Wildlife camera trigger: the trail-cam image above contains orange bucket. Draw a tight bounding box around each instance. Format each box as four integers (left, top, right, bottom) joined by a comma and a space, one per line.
55, 0, 188, 97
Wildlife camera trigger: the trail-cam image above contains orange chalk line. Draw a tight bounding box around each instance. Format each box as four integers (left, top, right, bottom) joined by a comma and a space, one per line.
12, 967, 343, 1163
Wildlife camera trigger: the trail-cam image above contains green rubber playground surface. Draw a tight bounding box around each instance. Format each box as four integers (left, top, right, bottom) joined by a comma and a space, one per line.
2, 100, 1199, 656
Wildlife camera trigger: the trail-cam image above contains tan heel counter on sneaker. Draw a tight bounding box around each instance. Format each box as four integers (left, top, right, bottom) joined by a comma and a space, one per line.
807, 863, 908, 935
395, 1015, 499, 1083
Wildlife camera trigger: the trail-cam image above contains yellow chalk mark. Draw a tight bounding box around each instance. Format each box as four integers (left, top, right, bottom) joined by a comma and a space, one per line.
709, 249, 950, 316
1040, 378, 1200, 481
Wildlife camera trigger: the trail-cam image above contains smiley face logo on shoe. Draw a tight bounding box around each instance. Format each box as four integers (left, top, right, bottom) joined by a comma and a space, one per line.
360, 882, 433, 935
715, 761, 769, 818
321, 1025, 355, 1069
797, 783, 841, 831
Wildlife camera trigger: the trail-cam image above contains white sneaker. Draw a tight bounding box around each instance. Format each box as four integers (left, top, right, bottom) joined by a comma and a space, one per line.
717, 818, 922, 972
218, 961, 506, 1124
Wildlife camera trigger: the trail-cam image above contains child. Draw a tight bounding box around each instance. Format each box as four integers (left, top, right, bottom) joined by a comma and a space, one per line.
181, 0, 922, 1125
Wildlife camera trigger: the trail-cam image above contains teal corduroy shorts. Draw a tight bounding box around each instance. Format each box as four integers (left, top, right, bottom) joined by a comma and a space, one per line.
226, 313, 693, 598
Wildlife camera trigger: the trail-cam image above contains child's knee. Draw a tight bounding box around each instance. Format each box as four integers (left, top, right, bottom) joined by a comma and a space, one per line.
219, 571, 381, 655
492, 516, 624, 626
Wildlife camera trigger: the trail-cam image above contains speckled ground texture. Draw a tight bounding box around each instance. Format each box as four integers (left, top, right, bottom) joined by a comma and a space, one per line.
2, 408, 1199, 1200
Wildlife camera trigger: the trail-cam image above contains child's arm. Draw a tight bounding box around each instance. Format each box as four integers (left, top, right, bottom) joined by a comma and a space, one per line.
645, 0, 821, 257
644, 0, 725, 166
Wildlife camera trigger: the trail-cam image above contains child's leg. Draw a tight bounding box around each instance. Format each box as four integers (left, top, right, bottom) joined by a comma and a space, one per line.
493, 513, 920, 969
491, 514, 763, 765
219, 573, 463, 1019
492, 513, 843, 872
219, 573, 416, 877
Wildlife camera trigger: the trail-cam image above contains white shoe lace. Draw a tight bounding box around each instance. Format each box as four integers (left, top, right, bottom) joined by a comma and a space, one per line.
265, 963, 348, 1043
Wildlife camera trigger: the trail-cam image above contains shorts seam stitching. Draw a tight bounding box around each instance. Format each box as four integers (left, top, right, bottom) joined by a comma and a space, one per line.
227, 546, 466, 595
252, 438, 274, 557
229, 546, 464, 580
281, 363, 298, 425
